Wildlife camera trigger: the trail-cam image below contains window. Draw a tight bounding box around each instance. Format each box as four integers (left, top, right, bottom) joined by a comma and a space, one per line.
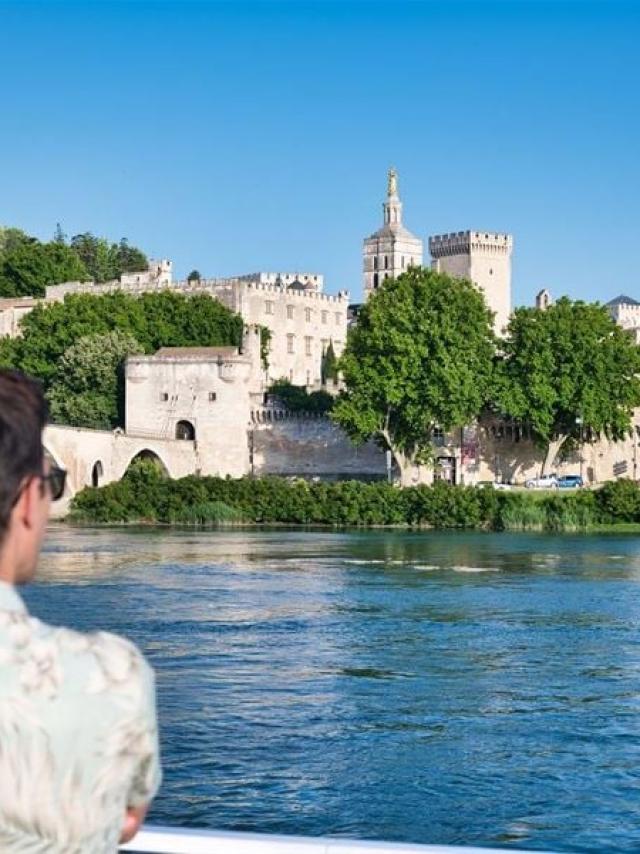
287, 334, 295, 354
384, 255, 388, 270
160, 392, 169, 402
321, 338, 329, 353
305, 336, 312, 356
287, 304, 294, 319
334, 312, 341, 325
305, 307, 312, 322
209, 392, 217, 402
373, 273, 379, 288
373, 256, 378, 271
433, 427, 445, 447
321, 310, 328, 324
265, 300, 274, 315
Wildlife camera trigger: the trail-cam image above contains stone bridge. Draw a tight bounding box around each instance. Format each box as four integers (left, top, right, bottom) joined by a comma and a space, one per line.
44, 424, 200, 516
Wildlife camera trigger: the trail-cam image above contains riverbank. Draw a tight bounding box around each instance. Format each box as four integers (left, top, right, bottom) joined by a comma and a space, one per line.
69, 462, 640, 533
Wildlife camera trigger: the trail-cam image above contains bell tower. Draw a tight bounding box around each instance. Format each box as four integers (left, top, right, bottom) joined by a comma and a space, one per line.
362, 168, 423, 300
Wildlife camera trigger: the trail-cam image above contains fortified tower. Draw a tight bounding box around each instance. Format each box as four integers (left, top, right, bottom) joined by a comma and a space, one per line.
363, 168, 423, 300
429, 231, 513, 335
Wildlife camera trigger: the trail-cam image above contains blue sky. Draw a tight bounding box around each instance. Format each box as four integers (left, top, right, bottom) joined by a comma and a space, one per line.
1, 0, 638, 305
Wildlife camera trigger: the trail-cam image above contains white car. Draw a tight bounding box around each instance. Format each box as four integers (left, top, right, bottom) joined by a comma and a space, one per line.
525, 473, 558, 489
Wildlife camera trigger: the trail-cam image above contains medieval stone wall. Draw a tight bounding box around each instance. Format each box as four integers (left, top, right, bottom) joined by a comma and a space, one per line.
250, 412, 387, 479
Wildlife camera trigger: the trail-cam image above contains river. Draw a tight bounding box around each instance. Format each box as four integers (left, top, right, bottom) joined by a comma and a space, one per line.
23, 526, 640, 852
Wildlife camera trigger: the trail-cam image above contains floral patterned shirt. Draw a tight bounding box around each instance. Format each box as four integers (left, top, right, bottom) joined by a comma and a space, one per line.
0, 581, 161, 853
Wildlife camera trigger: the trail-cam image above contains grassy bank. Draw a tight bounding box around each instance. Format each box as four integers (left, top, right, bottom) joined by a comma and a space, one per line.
69, 461, 640, 532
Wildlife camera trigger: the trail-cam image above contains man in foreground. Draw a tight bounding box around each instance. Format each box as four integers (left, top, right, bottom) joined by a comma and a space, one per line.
0, 369, 161, 852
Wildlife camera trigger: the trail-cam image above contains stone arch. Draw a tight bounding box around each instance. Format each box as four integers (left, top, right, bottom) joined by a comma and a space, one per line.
91, 460, 104, 488
175, 420, 196, 441
125, 449, 170, 478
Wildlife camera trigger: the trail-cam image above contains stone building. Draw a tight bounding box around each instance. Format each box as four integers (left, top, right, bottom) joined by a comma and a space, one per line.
362, 168, 423, 300
361, 169, 513, 335
44, 266, 348, 390
606, 295, 640, 343
429, 231, 513, 335
0, 297, 38, 337
124, 326, 263, 479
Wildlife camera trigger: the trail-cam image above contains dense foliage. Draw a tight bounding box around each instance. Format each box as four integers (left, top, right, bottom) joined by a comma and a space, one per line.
69, 233, 148, 283
0, 226, 149, 297
0, 231, 88, 297
268, 379, 334, 414
0, 290, 244, 390
496, 297, 640, 473
70, 466, 640, 531
47, 330, 143, 430
333, 269, 495, 483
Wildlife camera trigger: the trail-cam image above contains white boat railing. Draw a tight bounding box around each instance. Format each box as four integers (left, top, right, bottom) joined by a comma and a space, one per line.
120, 825, 546, 853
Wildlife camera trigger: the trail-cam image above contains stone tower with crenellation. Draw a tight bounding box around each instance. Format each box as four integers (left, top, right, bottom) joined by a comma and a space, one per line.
429, 230, 513, 335
362, 168, 423, 300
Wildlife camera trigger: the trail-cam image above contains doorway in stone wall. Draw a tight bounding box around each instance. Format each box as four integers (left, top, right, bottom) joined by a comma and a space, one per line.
434, 456, 456, 484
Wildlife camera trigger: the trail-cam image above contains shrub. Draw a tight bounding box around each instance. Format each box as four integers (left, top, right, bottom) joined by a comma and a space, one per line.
596, 479, 640, 523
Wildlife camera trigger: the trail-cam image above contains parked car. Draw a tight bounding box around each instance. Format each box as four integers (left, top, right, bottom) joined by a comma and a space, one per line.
557, 474, 584, 489
525, 473, 558, 489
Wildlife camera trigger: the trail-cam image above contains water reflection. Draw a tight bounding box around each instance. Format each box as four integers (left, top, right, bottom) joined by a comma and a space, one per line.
21, 526, 640, 851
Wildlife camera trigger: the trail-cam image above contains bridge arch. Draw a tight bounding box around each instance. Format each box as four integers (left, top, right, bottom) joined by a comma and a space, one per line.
124, 449, 170, 478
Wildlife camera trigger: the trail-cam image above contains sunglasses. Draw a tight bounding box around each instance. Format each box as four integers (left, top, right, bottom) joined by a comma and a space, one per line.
11, 464, 67, 507
43, 465, 67, 502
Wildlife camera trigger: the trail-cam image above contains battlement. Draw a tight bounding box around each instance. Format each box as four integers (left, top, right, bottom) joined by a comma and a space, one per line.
174, 278, 349, 304
429, 230, 513, 257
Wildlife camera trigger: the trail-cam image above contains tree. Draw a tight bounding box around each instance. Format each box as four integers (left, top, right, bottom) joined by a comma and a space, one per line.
53, 223, 66, 244
1, 290, 244, 393
187, 269, 202, 282
0, 241, 89, 297
495, 297, 640, 474
321, 339, 338, 386
332, 268, 496, 485
115, 238, 148, 275
47, 331, 143, 430
70, 233, 149, 283
0, 227, 34, 255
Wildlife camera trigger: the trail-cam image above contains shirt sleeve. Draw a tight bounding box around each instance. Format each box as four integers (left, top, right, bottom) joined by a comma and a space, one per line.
127, 657, 162, 808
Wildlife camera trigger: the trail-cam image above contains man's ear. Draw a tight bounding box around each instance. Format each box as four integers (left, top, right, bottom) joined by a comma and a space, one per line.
15, 477, 38, 531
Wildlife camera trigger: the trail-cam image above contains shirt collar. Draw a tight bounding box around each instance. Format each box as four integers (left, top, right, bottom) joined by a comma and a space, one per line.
0, 581, 27, 614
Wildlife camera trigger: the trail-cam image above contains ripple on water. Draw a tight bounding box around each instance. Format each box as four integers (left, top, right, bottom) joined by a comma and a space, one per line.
25, 527, 640, 853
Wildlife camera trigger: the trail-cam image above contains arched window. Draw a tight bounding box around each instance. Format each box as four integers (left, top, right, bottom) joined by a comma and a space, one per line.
91, 461, 104, 488
176, 420, 196, 441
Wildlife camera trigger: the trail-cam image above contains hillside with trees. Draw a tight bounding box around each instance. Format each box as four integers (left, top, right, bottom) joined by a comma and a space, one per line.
0, 225, 149, 297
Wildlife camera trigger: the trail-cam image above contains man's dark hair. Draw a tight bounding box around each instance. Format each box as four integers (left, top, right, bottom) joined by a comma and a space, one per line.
0, 370, 48, 540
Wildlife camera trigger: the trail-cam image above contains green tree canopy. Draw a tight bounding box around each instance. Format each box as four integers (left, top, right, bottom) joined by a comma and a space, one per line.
0, 241, 89, 297
0, 290, 244, 392
0, 227, 34, 255
495, 297, 640, 473
69, 233, 148, 283
47, 330, 143, 430
332, 268, 496, 484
